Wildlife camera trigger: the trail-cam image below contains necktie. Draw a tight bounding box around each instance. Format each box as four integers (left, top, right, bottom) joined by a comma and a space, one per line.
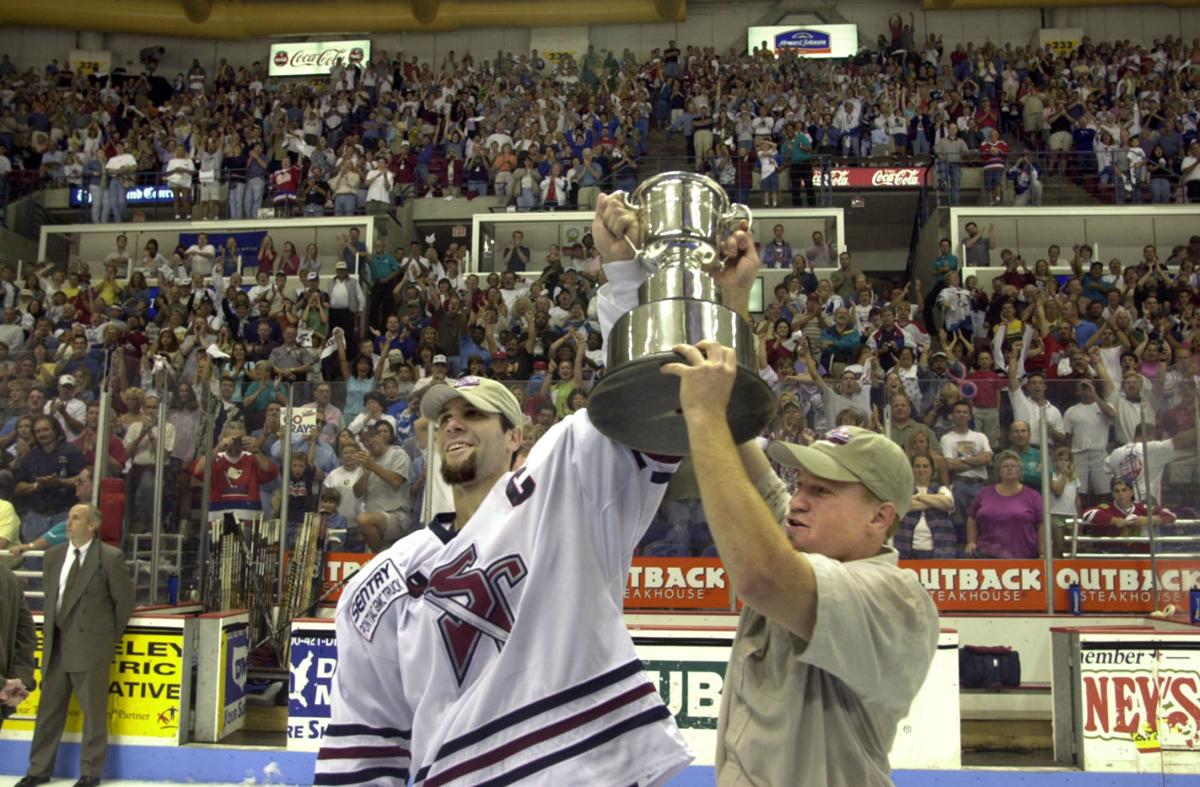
59, 547, 81, 614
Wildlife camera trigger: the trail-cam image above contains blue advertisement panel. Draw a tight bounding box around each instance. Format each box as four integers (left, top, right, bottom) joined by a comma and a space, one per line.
287, 622, 338, 751
69, 184, 174, 207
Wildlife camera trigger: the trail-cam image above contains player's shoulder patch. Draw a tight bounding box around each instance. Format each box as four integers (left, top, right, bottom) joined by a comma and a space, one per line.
347, 557, 406, 641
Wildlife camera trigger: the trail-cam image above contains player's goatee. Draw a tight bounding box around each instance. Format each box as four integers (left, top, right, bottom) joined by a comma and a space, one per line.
441, 452, 478, 484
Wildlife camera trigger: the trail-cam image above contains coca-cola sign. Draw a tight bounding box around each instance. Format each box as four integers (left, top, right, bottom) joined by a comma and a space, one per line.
810, 166, 930, 189
269, 40, 371, 77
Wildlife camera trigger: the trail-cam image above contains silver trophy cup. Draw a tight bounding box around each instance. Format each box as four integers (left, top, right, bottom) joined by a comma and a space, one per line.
589, 171, 775, 454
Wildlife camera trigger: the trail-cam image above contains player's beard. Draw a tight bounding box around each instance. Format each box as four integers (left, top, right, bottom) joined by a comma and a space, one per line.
441, 450, 478, 485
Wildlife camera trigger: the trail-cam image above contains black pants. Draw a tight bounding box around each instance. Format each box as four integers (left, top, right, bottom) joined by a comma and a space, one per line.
330, 307, 356, 350
790, 161, 814, 206
367, 282, 394, 331
923, 281, 947, 334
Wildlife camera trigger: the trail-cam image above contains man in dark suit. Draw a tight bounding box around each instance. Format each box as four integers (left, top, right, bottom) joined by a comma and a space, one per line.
1, 561, 35, 729
16, 503, 134, 787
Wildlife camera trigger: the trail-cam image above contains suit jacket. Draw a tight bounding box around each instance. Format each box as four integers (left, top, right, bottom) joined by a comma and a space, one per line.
40, 541, 134, 674
0, 562, 35, 689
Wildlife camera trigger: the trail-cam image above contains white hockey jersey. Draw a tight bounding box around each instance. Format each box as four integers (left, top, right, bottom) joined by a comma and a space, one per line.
314, 414, 692, 787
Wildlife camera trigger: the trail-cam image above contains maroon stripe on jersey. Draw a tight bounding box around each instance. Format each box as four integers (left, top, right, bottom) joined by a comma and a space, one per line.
419, 683, 657, 787
317, 744, 412, 760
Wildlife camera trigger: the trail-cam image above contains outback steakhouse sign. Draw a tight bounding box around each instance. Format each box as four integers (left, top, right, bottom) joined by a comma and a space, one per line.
810, 166, 931, 188
901, 558, 1200, 613
269, 40, 370, 77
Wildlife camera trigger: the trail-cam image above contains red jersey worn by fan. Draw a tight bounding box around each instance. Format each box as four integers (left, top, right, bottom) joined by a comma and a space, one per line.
194, 450, 278, 519
1080, 501, 1176, 552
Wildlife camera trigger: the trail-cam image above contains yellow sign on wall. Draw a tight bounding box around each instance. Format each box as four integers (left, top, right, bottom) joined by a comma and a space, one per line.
5, 622, 189, 744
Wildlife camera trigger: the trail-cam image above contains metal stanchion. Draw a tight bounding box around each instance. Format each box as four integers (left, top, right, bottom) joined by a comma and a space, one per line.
90, 388, 111, 507
278, 386, 295, 601
1141, 418, 1161, 611
1039, 403, 1054, 614
196, 386, 216, 607
422, 417, 438, 526
149, 395, 169, 605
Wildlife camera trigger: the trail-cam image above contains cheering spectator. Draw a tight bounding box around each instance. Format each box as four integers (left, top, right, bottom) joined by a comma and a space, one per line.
164, 145, 195, 220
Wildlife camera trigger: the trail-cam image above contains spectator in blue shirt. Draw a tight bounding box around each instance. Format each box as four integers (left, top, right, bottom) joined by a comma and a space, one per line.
760, 224, 794, 269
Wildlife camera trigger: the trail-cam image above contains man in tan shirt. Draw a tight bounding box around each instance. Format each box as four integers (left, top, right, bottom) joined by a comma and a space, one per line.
661, 223, 939, 786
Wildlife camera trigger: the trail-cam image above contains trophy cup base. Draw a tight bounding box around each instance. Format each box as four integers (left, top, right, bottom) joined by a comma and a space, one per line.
588, 353, 776, 455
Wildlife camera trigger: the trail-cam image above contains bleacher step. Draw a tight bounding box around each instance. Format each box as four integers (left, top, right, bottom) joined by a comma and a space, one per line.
962, 718, 1053, 752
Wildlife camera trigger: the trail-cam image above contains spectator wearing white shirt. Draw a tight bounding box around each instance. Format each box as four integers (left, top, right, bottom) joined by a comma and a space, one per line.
103, 235, 132, 279
327, 262, 362, 347
184, 233, 216, 278
1181, 140, 1200, 203
1063, 379, 1115, 508
1095, 356, 1158, 446
323, 439, 365, 524
364, 154, 394, 214
164, 144, 195, 220
103, 142, 137, 223
540, 162, 567, 210
1105, 426, 1194, 504
1007, 364, 1066, 445
44, 375, 87, 442
940, 400, 993, 539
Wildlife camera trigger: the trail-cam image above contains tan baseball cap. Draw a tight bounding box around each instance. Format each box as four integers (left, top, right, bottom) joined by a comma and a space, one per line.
767, 426, 914, 518
420, 376, 524, 429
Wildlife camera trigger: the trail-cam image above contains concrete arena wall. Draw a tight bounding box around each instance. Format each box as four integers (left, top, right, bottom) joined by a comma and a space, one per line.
0, 0, 1198, 79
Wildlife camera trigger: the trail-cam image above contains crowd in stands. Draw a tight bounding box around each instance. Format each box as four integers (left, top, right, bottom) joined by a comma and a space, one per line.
0, 32, 1199, 566
0, 216, 1196, 562
2, 30, 1200, 218
751, 224, 1200, 561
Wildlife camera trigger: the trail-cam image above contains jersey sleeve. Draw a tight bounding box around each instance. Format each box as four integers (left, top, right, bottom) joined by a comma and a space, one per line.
595, 257, 656, 343
522, 410, 680, 578
315, 561, 412, 787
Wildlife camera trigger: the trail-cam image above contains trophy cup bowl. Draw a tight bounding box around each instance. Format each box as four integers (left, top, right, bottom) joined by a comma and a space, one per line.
588, 172, 776, 455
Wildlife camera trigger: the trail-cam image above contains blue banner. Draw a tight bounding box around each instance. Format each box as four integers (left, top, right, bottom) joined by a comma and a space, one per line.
69, 184, 175, 207
287, 626, 338, 748
775, 29, 832, 54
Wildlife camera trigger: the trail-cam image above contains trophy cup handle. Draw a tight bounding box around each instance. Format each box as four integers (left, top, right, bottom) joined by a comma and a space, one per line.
722, 203, 753, 236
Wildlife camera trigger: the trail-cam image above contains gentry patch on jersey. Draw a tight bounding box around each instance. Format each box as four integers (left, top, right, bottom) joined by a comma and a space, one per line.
314, 409, 692, 786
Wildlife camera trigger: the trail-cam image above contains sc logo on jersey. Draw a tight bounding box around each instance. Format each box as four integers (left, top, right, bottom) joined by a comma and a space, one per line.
409, 545, 529, 685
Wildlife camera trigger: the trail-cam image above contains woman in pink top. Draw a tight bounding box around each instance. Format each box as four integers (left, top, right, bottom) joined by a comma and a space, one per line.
966, 450, 1044, 559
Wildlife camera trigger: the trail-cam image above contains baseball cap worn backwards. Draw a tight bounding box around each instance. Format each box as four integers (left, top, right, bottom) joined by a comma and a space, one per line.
767, 426, 915, 518
420, 376, 524, 429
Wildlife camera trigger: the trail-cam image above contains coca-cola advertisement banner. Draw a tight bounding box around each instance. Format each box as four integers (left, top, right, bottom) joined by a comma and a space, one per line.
269, 40, 371, 77
810, 165, 931, 188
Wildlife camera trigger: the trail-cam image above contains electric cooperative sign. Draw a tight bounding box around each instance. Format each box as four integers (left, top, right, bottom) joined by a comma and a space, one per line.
5, 618, 189, 745
747, 24, 859, 59
269, 40, 370, 77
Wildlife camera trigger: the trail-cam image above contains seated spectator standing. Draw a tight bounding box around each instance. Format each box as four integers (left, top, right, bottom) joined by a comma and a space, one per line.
14, 416, 87, 541
44, 374, 86, 442
1004, 420, 1044, 492
894, 453, 957, 559
501, 231, 531, 273
760, 225, 793, 269
940, 401, 992, 540
967, 450, 1044, 559
192, 421, 278, 525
